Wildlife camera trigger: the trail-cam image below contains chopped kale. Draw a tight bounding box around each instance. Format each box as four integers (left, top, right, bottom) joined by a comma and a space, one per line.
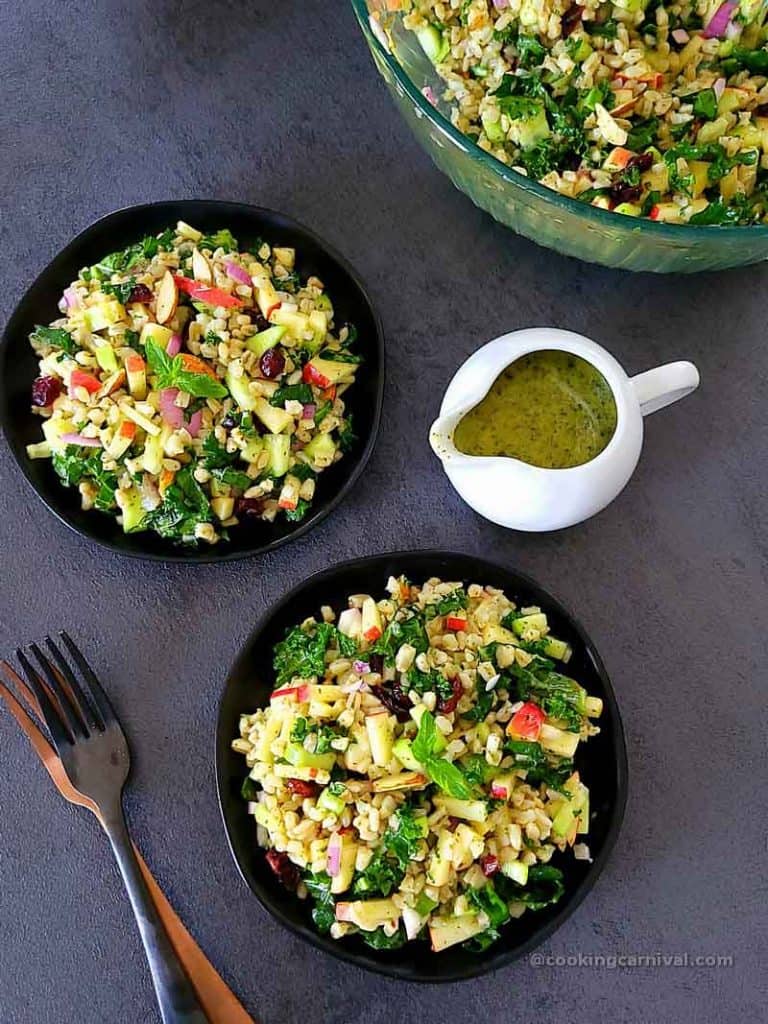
303, 871, 336, 932
30, 325, 76, 354
198, 228, 238, 253
361, 925, 407, 950
285, 499, 311, 522
101, 278, 136, 304
143, 467, 212, 540
270, 383, 313, 407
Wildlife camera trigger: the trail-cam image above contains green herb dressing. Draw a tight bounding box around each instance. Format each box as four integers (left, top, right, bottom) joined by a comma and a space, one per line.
453, 350, 617, 469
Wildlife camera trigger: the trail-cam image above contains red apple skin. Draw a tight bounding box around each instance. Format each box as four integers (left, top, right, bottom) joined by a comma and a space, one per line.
302, 363, 331, 388
445, 616, 467, 632
490, 782, 509, 800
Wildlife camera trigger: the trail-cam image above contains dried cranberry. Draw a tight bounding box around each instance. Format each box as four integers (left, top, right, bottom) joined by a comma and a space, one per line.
265, 850, 299, 891
368, 653, 384, 676
221, 413, 237, 430
756, 103, 768, 117
259, 348, 285, 379
250, 309, 271, 332
286, 778, 320, 798
31, 375, 62, 407
370, 682, 411, 722
627, 152, 653, 172
437, 677, 463, 715
446, 817, 461, 832
562, 4, 584, 36
480, 855, 499, 877
128, 283, 153, 304
609, 182, 642, 205
235, 496, 265, 519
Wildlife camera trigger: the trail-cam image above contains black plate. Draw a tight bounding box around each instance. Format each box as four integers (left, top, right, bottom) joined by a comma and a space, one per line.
216, 550, 628, 982
0, 201, 384, 562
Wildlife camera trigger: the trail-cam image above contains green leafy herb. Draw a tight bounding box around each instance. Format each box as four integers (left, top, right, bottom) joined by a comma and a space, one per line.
693, 88, 717, 121
285, 498, 311, 522
497, 95, 543, 120
464, 879, 510, 951
145, 339, 227, 398
30, 325, 76, 354
101, 278, 136, 304
361, 925, 407, 950
93, 231, 173, 277
51, 446, 118, 511
406, 666, 454, 704
143, 467, 212, 540
352, 849, 403, 897
511, 664, 586, 731
462, 688, 494, 723
370, 609, 428, 665
290, 717, 310, 742
585, 18, 618, 40
424, 586, 468, 620
411, 711, 473, 799
461, 754, 495, 787
198, 228, 238, 253
626, 117, 659, 152
123, 328, 142, 351
337, 416, 357, 453
274, 622, 350, 685
505, 739, 573, 793
211, 466, 252, 490
314, 401, 332, 425
496, 864, 565, 910
274, 269, 300, 292
201, 434, 238, 469
270, 383, 313, 407
304, 871, 336, 932
241, 776, 259, 801
352, 805, 425, 898
516, 34, 546, 68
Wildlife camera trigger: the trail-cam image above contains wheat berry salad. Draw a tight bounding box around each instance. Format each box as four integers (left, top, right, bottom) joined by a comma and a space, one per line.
397, 0, 768, 224
233, 575, 603, 954
24, 222, 360, 545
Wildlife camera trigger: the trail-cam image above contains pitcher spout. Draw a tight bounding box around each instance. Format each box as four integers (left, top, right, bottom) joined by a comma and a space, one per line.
429, 410, 465, 463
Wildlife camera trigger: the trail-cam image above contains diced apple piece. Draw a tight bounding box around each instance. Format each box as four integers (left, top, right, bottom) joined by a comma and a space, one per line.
361, 597, 382, 643
191, 248, 213, 283
338, 607, 362, 639
86, 299, 124, 332
125, 353, 147, 400
270, 683, 311, 702
365, 710, 394, 767
253, 396, 293, 434
539, 723, 580, 759
481, 623, 518, 646
211, 496, 235, 521
271, 307, 311, 340
140, 322, 174, 349
434, 797, 488, 823
155, 270, 178, 325
257, 280, 281, 318
429, 914, 486, 952
489, 773, 515, 801
308, 684, 346, 702
335, 899, 399, 931
426, 830, 454, 887
499, 855, 528, 886
585, 696, 603, 718
106, 419, 136, 459
302, 357, 355, 389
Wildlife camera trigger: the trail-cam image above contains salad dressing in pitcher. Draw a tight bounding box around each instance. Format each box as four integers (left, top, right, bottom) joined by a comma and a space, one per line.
453, 350, 617, 469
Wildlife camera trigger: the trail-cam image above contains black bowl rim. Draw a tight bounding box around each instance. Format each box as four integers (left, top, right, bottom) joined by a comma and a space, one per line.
215, 549, 629, 982
0, 200, 385, 563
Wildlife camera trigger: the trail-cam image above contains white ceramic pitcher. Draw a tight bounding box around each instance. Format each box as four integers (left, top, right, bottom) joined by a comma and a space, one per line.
429, 328, 700, 532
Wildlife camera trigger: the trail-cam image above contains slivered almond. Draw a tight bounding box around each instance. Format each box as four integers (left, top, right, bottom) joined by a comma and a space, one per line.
191, 248, 213, 284
155, 270, 178, 325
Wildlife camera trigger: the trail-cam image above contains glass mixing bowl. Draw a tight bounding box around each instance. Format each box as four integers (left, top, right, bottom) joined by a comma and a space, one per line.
351, 0, 768, 273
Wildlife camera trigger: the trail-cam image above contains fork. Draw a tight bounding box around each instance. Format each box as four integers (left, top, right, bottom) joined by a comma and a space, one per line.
15, 632, 210, 1024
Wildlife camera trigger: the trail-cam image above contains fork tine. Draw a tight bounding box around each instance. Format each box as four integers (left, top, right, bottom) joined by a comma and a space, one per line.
43, 636, 102, 732
59, 631, 118, 727
1, 659, 44, 721
15, 648, 74, 751
30, 642, 90, 738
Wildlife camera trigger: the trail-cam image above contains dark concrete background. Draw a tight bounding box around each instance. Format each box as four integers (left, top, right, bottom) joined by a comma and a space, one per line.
0, 2, 765, 1022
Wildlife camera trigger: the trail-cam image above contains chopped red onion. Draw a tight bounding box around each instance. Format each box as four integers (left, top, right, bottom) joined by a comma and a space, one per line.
703, 1, 736, 38
353, 660, 371, 675
60, 432, 101, 447
186, 409, 203, 437
302, 402, 317, 420
63, 286, 81, 310
326, 840, 341, 877
421, 85, 438, 106
671, 28, 689, 44
224, 260, 252, 286
159, 388, 185, 429
166, 333, 182, 356
713, 77, 726, 100
492, 0, 509, 8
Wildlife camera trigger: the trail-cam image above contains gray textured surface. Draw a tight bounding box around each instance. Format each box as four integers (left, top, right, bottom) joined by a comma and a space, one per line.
0, 2, 765, 1022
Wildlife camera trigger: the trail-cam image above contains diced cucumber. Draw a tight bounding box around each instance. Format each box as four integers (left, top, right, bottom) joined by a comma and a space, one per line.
434, 797, 487, 823
315, 293, 333, 315
143, 431, 164, 475
508, 102, 550, 150
429, 913, 486, 952
500, 859, 529, 886
118, 486, 146, 533
240, 435, 264, 463
481, 108, 505, 143
283, 742, 335, 771
226, 368, 257, 411
245, 324, 286, 358
303, 432, 337, 469
511, 613, 548, 637
26, 441, 52, 459
416, 24, 450, 64
263, 434, 291, 477
317, 788, 345, 817
393, 737, 422, 772
414, 892, 438, 916
540, 636, 572, 662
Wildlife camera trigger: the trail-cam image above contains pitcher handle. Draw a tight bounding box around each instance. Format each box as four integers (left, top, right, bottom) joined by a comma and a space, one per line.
630, 361, 700, 416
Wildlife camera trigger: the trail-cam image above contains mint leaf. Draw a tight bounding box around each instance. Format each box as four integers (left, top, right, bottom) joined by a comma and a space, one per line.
412, 709, 438, 763
145, 339, 226, 398
424, 757, 472, 799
